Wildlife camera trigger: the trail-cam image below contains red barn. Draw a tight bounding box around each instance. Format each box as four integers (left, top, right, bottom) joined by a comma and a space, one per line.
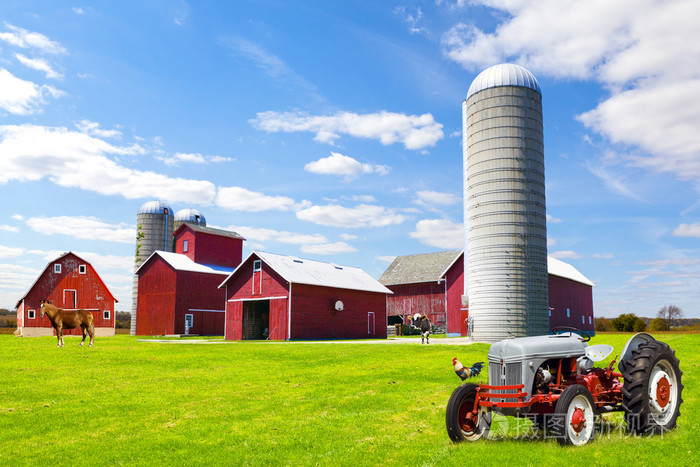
15, 252, 117, 337
220, 251, 392, 341
173, 223, 244, 268
135, 251, 232, 335
380, 251, 595, 336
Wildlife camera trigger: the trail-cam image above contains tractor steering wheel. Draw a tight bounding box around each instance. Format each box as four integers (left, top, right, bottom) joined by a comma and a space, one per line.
551, 326, 591, 342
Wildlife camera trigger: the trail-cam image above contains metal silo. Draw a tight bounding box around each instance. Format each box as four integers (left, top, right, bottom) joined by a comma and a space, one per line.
173, 208, 206, 232
463, 64, 549, 342
131, 200, 174, 335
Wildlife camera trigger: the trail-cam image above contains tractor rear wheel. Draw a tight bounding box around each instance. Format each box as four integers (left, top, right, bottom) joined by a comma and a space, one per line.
551, 384, 596, 446
621, 340, 683, 435
446, 383, 491, 442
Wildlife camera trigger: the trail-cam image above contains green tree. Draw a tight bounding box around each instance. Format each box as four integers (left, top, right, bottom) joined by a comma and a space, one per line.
611, 313, 647, 332
632, 318, 647, 332
594, 317, 613, 332
657, 305, 683, 330
648, 318, 668, 332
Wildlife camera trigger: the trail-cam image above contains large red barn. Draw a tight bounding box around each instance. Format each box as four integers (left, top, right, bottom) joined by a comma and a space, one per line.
15, 252, 117, 337
380, 251, 594, 336
134, 224, 244, 336
220, 251, 392, 341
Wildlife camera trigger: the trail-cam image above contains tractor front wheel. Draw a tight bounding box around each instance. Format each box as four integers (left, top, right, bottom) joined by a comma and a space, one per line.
621, 340, 683, 435
551, 384, 596, 446
446, 383, 491, 442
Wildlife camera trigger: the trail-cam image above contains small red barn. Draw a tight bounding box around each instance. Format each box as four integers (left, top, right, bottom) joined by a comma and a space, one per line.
381, 251, 595, 336
134, 224, 245, 336
135, 251, 232, 336
220, 251, 392, 341
15, 252, 117, 337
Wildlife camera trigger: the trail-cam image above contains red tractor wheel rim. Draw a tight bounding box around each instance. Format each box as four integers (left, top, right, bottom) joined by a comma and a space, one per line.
570, 407, 586, 433
656, 376, 670, 408
459, 402, 477, 432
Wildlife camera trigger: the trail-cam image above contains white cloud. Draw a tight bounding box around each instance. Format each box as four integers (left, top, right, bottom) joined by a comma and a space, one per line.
15, 53, 63, 79
25, 216, 135, 243
442, 0, 700, 192
593, 253, 615, 259
158, 152, 234, 166
414, 190, 461, 207
0, 225, 19, 233
304, 152, 389, 181
550, 250, 582, 260
228, 225, 328, 245
75, 120, 122, 139
300, 242, 357, 255
0, 23, 66, 54
0, 245, 24, 258
672, 223, 700, 238
251, 110, 444, 150
376, 255, 397, 264
0, 69, 63, 115
395, 6, 426, 35
217, 186, 296, 212
546, 214, 562, 224
296, 203, 408, 228
409, 218, 463, 249
0, 124, 216, 204
339, 233, 357, 241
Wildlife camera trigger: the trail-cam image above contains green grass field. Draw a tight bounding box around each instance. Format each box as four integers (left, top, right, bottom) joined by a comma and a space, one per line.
0, 333, 697, 465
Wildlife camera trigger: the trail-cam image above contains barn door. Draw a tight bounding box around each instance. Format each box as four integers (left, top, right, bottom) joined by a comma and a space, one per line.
64, 290, 77, 309
367, 312, 375, 336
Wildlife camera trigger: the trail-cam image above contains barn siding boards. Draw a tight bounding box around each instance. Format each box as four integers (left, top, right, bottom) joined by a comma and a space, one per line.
15, 252, 117, 336
385, 282, 445, 324
136, 258, 178, 335
174, 223, 244, 270
548, 274, 594, 333
444, 254, 465, 335
221, 251, 390, 341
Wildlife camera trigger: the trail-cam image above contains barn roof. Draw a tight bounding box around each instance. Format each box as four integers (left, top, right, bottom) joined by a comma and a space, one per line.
378, 250, 462, 285
174, 223, 245, 240
219, 251, 392, 294
15, 251, 118, 308
548, 257, 594, 287
136, 251, 233, 276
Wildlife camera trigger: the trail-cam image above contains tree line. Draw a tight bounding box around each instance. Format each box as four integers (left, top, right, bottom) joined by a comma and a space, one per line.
595, 305, 688, 332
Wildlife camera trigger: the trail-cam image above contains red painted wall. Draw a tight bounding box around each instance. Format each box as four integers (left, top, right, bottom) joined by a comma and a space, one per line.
445, 254, 464, 334
385, 282, 446, 325
173, 270, 227, 335
548, 275, 594, 333
136, 259, 177, 335
18, 253, 116, 334
174, 226, 243, 269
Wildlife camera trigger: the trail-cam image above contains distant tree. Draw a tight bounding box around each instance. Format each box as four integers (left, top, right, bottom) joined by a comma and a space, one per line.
632, 318, 647, 332
648, 318, 668, 332
657, 305, 683, 330
612, 313, 637, 332
594, 317, 613, 332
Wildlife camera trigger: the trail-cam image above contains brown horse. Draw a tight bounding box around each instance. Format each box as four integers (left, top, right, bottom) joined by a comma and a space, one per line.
39, 300, 95, 347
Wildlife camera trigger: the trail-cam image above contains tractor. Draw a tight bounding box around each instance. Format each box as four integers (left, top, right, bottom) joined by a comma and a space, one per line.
446, 328, 683, 445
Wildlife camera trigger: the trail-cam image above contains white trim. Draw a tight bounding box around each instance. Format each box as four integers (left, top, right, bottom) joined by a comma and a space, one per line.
184, 313, 193, 335
64, 308, 99, 311
287, 282, 292, 340
63, 289, 77, 308
79, 264, 87, 274
227, 296, 287, 303
224, 285, 228, 338
54, 263, 61, 273
183, 239, 189, 253
28, 309, 35, 319
188, 308, 226, 313
253, 259, 262, 272
103, 310, 111, 320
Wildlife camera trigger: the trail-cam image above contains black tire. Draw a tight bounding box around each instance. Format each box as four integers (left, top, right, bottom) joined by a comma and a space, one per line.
550, 385, 596, 446
445, 383, 491, 442
621, 340, 683, 435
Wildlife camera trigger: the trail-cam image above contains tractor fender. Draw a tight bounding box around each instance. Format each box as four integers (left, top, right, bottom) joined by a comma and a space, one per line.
618, 332, 656, 373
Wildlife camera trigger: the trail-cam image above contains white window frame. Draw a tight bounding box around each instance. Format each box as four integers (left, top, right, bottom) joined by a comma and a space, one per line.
54, 263, 61, 273
183, 239, 189, 253
253, 260, 262, 272
185, 313, 194, 335
103, 310, 111, 320
64, 289, 77, 309
79, 264, 87, 274
28, 309, 35, 319
582, 315, 585, 324
566, 308, 571, 318
589, 316, 592, 325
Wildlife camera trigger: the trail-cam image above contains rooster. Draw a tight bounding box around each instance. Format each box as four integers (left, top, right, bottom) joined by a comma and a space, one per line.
453, 358, 484, 381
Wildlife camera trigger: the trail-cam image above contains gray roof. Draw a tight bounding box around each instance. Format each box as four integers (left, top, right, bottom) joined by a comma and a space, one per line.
175, 223, 245, 240
138, 200, 172, 214
467, 63, 541, 99
379, 250, 462, 285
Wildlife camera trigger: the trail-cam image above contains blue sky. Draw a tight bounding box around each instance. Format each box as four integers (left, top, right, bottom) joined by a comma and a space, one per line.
1, 1, 699, 319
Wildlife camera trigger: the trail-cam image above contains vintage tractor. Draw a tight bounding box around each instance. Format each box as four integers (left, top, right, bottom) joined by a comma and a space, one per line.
446, 328, 683, 445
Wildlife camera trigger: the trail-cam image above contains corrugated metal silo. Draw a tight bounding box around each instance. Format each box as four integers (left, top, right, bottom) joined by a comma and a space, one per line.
463, 64, 549, 342
131, 200, 174, 335
173, 208, 206, 232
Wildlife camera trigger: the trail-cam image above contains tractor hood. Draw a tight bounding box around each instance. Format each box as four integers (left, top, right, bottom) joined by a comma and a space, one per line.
488, 334, 588, 363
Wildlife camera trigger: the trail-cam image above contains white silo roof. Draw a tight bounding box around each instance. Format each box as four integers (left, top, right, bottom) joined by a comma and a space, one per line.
467, 63, 541, 99
174, 208, 206, 224
138, 200, 173, 214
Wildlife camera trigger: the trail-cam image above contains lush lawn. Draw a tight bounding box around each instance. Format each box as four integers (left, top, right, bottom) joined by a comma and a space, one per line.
0, 333, 697, 465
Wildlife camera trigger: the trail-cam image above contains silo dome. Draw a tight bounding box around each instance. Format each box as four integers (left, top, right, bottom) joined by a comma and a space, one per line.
138, 200, 173, 215
466, 63, 541, 99
174, 208, 206, 226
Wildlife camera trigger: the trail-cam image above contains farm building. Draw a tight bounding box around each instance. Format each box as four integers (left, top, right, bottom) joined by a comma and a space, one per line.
135, 224, 244, 336
15, 252, 117, 337
219, 251, 392, 341
380, 251, 594, 337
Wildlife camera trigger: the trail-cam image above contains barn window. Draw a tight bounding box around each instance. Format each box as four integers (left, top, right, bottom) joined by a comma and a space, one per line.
54, 263, 61, 274
589, 316, 592, 325
566, 308, 570, 318
253, 260, 261, 272
183, 240, 189, 252
582, 315, 585, 324
79, 265, 87, 274
103, 310, 110, 320
28, 309, 35, 319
